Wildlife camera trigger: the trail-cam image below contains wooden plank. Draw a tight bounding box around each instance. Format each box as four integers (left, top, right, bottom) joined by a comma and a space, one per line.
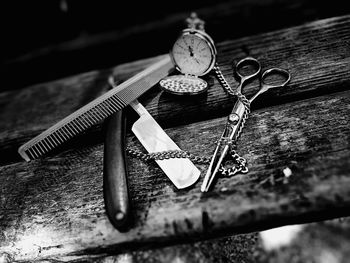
0, 15, 350, 165
3, 0, 350, 91
1, 88, 349, 261
127, 217, 350, 263
4, 217, 345, 263
0, 56, 163, 165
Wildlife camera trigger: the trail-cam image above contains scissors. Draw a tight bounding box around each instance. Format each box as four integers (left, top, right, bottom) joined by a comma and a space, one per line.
201, 57, 291, 192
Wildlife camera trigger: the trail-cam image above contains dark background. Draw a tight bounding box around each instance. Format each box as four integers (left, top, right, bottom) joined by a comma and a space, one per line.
1, 0, 349, 92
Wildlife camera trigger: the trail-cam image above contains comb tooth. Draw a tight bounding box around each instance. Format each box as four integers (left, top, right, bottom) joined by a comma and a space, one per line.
110, 95, 122, 108
44, 139, 53, 150
26, 148, 35, 159
17, 56, 173, 161
66, 124, 75, 135
107, 97, 117, 107
96, 105, 107, 119
75, 118, 85, 132
66, 123, 77, 134
91, 107, 102, 121
53, 129, 64, 142
73, 117, 86, 130
87, 108, 100, 123
42, 139, 52, 150
94, 108, 105, 121
80, 117, 90, 128
52, 136, 60, 145
82, 121, 91, 131
112, 96, 126, 108
117, 98, 127, 108
104, 99, 118, 113
96, 104, 109, 118
38, 140, 49, 152
24, 148, 35, 159
69, 122, 80, 133
36, 143, 46, 155
59, 127, 70, 140
52, 131, 64, 143
109, 102, 119, 112
113, 93, 125, 103
40, 142, 49, 154
70, 120, 80, 134
64, 127, 74, 138
105, 105, 114, 114
63, 123, 74, 135
105, 107, 115, 116
26, 149, 35, 160
93, 102, 111, 118
32, 144, 42, 155
109, 98, 121, 111
110, 99, 119, 112
63, 126, 73, 138
56, 129, 69, 141
102, 102, 114, 115
81, 114, 94, 127
80, 115, 93, 126
44, 137, 56, 149
31, 145, 41, 157
64, 124, 75, 137
78, 120, 87, 129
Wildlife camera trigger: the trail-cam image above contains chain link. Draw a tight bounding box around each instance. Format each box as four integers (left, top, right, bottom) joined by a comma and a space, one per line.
126, 65, 250, 178
126, 63, 250, 177
212, 63, 251, 175
213, 63, 251, 141
126, 147, 211, 165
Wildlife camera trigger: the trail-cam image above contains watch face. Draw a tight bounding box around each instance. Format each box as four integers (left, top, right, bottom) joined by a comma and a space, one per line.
171, 30, 216, 76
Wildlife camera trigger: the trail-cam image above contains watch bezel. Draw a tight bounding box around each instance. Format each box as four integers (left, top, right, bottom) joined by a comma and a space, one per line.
170, 28, 217, 77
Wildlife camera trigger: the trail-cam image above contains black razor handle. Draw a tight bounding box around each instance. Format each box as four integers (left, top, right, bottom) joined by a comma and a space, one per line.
103, 110, 130, 231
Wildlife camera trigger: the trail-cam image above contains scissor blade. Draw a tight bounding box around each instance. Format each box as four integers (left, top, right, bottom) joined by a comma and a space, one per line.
201, 100, 247, 192
131, 101, 200, 189
201, 143, 221, 192
201, 145, 230, 192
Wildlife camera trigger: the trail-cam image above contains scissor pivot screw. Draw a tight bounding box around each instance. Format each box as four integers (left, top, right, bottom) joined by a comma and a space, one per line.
228, 113, 240, 125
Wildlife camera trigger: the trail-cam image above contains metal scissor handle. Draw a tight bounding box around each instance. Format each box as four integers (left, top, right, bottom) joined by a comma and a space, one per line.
249, 67, 291, 103
234, 57, 261, 94
202, 58, 291, 192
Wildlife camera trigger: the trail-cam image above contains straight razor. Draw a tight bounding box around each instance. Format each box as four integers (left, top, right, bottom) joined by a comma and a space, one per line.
130, 100, 200, 189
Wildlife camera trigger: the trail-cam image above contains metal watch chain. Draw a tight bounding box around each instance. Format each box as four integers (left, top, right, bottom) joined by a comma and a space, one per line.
126, 15, 250, 177
213, 63, 250, 176
126, 64, 250, 177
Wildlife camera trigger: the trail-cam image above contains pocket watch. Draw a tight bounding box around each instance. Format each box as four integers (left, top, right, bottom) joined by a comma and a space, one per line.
159, 13, 217, 95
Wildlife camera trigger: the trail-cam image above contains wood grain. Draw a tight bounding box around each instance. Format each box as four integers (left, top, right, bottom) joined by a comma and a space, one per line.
3, 0, 350, 91
1, 11, 350, 262
5, 217, 346, 263
0, 88, 349, 261
0, 15, 350, 165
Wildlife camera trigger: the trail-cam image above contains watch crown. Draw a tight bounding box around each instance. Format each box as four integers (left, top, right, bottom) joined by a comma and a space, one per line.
186, 12, 205, 31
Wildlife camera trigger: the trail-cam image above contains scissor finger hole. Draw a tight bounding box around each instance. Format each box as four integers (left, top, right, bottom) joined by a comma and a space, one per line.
235, 57, 261, 79
261, 68, 291, 87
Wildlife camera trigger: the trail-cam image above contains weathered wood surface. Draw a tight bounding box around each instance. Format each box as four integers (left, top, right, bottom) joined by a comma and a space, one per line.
0, 15, 350, 261
1, 15, 350, 165
1, 81, 350, 260
127, 217, 350, 263
8, 217, 344, 263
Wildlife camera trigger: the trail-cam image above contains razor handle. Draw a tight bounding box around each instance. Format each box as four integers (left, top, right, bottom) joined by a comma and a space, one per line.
103, 110, 130, 231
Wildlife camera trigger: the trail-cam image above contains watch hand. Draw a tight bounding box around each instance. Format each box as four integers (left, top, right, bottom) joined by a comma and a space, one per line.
194, 57, 200, 64
188, 46, 194, 56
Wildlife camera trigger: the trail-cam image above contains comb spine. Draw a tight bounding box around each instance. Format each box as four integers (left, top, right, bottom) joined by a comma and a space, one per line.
18, 55, 172, 161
